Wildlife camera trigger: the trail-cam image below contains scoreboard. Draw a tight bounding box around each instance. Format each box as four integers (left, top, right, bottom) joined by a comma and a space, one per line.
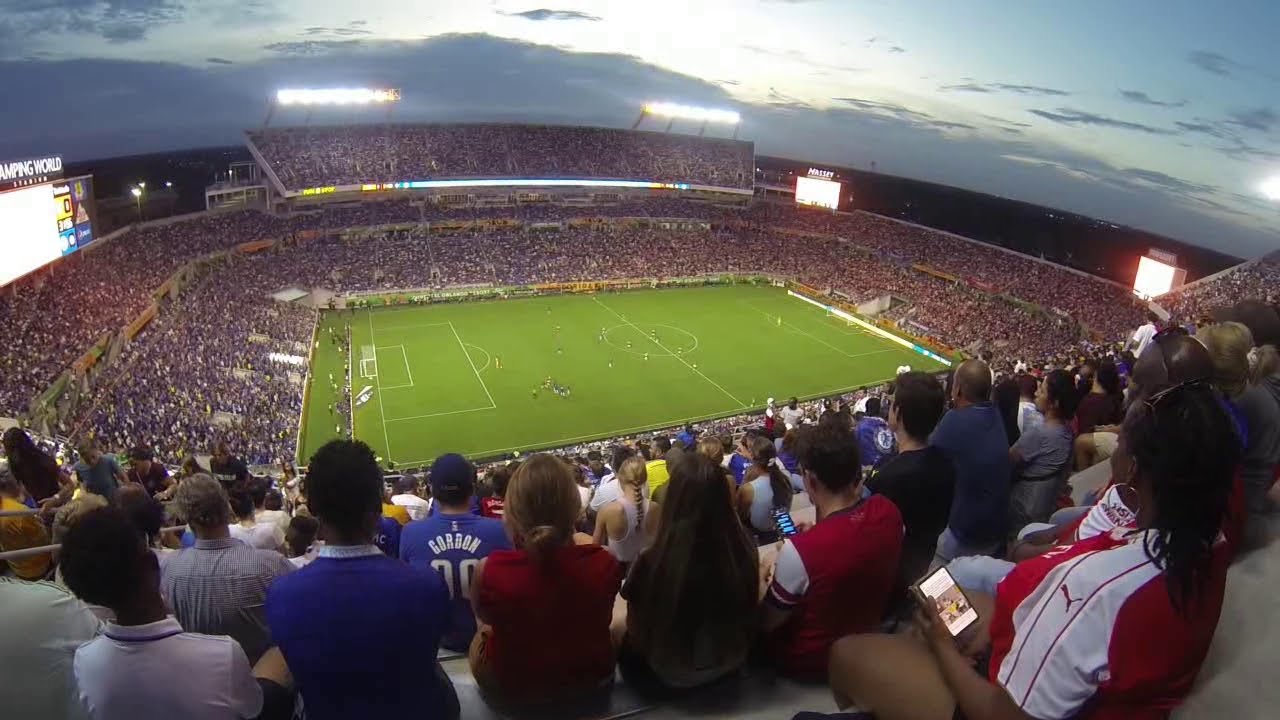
795, 167, 843, 210
0, 174, 97, 287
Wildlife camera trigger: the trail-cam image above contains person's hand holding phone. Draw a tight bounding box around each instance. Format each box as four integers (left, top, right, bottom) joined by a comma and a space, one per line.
912, 588, 954, 652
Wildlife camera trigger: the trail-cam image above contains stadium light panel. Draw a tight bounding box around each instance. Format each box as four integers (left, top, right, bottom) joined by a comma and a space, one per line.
276, 88, 401, 106
643, 102, 740, 124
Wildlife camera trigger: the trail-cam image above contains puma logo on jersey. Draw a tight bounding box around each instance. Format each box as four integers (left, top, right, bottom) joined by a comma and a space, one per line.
1059, 584, 1084, 613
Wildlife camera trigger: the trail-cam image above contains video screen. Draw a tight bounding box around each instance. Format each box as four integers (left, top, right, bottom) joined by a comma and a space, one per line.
0, 176, 96, 287
795, 175, 841, 209
1133, 255, 1177, 299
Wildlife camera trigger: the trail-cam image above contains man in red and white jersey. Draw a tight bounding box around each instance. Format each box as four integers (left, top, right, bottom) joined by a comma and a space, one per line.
828, 380, 1240, 720
762, 422, 903, 678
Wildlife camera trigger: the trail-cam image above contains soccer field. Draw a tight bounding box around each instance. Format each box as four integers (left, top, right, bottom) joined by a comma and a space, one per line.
298, 285, 947, 466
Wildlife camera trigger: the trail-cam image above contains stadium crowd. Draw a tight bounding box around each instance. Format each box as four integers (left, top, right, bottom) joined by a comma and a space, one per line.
247, 124, 755, 190
3, 288, 1278, 719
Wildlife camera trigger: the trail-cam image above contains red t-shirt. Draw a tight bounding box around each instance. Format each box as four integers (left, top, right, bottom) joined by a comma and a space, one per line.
480, 496, 504, 520
766, 494, 903, 677
474, 543, 622, 702
990, 528, 1229, 720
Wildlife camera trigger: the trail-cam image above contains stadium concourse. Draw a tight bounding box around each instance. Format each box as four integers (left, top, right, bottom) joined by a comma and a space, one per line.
1, 124, 1279, 720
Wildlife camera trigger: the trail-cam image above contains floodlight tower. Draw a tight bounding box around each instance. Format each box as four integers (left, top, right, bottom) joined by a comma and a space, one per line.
263, 87, 402, 129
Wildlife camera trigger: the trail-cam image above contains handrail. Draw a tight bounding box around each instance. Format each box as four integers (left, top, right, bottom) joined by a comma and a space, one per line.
0, 524, 189, 562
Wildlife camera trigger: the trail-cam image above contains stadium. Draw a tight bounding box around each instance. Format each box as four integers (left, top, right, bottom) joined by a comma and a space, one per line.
2, 85, 1279, 720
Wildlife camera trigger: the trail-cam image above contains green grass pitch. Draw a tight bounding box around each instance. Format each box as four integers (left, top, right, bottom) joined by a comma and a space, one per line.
298, 285, 946, 466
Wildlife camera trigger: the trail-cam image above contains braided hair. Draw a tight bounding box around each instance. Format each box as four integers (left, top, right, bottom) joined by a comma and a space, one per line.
617, 455, 648, 533
1124, 382, 1240, 612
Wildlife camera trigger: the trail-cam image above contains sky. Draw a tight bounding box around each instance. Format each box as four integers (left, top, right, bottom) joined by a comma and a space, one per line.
0, 0, 1277, 257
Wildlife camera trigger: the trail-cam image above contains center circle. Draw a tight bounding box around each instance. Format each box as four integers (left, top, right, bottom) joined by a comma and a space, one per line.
603, 323, 700, 357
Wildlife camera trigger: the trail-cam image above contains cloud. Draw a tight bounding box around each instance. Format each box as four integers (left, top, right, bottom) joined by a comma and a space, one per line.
1175, 120, 1235, 140
206, 57, 235, 65
501, 8, 602, 22
303, 26, 373, 37
262, 40, 366, 55
940, 83, 994, 94
1119, 90, 1186, 108
1188, 50, 1234, 76
888, 46, 906, 54
1027, 108, 1172, 135
741, 44, 863, 73
939, 82, 1069, 96
1227, 107, 1278, 132
1125, 168, 1219, 197
0, 0, 186, 50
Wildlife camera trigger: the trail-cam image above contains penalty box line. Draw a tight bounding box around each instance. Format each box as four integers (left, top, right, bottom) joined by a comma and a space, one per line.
376, 345, 415, 389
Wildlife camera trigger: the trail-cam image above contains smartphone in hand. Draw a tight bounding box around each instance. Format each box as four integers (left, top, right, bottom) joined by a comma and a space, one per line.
771, 506, 799, 537
914, 566, 979, 637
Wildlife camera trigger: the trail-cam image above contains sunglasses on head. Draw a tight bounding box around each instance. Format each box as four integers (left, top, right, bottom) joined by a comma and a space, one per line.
1143, 378, 1212, 411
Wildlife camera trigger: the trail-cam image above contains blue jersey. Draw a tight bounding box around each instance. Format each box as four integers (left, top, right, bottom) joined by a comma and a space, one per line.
400, 511, 511, 651
857, 416, 897, 468
375, 515, 401, 557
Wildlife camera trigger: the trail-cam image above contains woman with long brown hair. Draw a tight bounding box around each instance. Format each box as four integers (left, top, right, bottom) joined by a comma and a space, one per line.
619, 453, 759, 689
469, 453, 623, 706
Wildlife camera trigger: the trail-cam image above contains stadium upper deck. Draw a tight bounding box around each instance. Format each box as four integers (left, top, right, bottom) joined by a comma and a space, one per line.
245, 123, 755, 193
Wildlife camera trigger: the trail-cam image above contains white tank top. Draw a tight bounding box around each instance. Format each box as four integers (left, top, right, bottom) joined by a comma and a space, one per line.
607, 499, 650, 563
747, 476, 777, 533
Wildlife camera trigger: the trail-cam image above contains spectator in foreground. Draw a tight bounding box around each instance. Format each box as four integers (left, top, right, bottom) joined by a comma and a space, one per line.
761, 423, 903, 678
991, 378, 1023, 447
1007, 369, 1078, 530
401, 453, 510, 653
74, 439, 127, 502
645, 436, 673, 495
161, 475, 294, 636
254, 485, 291, 535
856, 397, 897, 470
930, 359, 1011, 563
62, 508, 266, 720
1015, 374, 1043, 434
390, 475, 430, 521
0, 570, 101, 719
284, 516, 319, 568
0, 470, 53, 580
469, 453, 623, 706
116, 484, 177, 569
593, 455, 654, 566
209, 442, 251, 488
829, 381, 1240, 720
126, 447, 172, 498
3, 427, 64, 504
866, 371, 954, 602
481, 462, 515, 519
267, 439, 457, 720
380, 482, 412, 525
618, 453, 758, 689
1073, 361, 1124, 434
738, 435, 796, 541
228, 489, 286, 551
1211, 301, 1280, 548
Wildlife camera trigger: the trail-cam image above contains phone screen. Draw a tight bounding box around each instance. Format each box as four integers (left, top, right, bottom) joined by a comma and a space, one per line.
916, 567, 979, 637
771, 506, 798, 536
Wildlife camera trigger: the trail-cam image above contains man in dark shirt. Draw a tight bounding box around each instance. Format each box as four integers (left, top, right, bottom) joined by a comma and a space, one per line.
929, 359, 1011, 563
127, 447, 172, 497
210, 442, 250, 489
866, 372, 955, 596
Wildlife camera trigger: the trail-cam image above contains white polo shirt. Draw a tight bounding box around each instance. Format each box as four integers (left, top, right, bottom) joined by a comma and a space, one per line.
74, 617, 263, 720
0, 578, 102, 720
390, 493, 431, 521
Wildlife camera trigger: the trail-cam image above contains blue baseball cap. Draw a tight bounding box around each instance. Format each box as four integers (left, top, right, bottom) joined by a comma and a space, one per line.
429, 453, 475, 496
676, 431, 696, 448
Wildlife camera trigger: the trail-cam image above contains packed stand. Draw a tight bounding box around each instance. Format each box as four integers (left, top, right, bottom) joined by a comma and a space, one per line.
247, 124, 755, 190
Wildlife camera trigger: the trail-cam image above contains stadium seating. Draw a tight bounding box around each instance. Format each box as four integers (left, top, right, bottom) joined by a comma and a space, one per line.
246, 124, 755, 190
